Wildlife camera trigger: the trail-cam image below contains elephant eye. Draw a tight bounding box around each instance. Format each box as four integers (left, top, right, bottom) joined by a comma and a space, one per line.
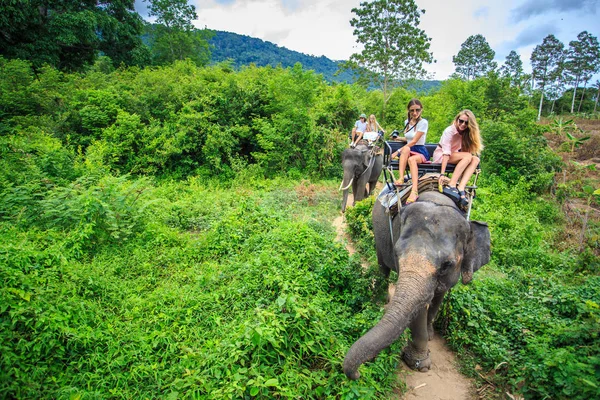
441, 260, 454, 272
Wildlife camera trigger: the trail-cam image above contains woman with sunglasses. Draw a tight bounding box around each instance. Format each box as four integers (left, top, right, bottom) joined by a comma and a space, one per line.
391, 99, 429, 204
432, 109, 483, 208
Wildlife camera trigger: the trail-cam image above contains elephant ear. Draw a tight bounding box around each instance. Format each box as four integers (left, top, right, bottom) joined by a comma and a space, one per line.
461, 220, 491, 284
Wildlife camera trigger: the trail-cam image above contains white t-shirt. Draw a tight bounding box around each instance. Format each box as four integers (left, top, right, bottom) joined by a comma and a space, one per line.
354, 120, 368, 133
403, 118, 428, 145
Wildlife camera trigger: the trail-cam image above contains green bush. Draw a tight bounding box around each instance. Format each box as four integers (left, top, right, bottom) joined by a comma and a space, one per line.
436, 176, 600, 399
0, 180, 405, 399
481, 120, 562, 193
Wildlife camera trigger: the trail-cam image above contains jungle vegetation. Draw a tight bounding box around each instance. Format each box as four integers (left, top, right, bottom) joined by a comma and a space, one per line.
1, 1, 599, 399
1, 54, 599, 399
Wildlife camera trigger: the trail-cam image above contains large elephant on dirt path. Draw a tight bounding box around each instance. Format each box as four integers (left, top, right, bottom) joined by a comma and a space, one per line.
343, 190, 491, 379
340, 144, 383, 213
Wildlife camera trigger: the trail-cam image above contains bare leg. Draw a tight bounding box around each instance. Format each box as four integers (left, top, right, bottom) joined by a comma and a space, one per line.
395, 146, 411, 184
354, 132, 363, 146
448, 152, 473, 187
457, 156, 480, 191
407, 155, 421, 202
351, 131, 358, 146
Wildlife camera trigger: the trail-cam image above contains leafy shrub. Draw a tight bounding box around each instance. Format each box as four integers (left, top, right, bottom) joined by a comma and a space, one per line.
436, 175, 600, 399
0, 180, 404, 399
481, 120, 562, 193
344, 196, 377, 261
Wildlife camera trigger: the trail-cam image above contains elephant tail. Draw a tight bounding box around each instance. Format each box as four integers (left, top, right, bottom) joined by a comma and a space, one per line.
339, 177, 353, 191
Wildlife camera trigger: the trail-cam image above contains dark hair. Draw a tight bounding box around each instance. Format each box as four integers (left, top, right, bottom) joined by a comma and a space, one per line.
405, 98, 423, 131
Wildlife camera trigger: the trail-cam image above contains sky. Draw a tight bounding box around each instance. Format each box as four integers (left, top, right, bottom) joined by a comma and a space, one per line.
135, 0, 600, 81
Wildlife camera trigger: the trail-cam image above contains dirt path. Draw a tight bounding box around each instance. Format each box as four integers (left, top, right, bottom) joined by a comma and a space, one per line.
333, 193, 476, 400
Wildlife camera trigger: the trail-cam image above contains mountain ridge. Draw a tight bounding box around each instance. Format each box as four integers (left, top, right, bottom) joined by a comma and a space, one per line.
209, 30, 441, 92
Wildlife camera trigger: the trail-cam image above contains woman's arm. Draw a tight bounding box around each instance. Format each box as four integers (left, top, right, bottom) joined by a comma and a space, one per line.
440, 154, 449, 176
406, 131, 424, 147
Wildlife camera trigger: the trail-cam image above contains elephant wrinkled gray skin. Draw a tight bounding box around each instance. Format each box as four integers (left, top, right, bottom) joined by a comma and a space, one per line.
343, 191, 491, 380
340, 144, 383, 213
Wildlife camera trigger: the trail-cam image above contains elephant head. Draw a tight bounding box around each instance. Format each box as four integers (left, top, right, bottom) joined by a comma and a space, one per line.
340, 144, 383, 213
343, 190, 490, 379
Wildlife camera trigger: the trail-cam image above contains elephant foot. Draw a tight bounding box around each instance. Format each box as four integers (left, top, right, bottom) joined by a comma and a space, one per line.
402, 347, 431, 372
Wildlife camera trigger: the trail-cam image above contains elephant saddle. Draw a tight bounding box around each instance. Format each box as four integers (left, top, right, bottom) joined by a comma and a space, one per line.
378, 174, 470, 215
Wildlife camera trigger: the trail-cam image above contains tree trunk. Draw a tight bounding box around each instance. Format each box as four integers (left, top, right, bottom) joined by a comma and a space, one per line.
578, 79, 588, 113
537, 88, 544, 121
594, 87, 599, 113
382, 67, 389, 122
571, 76, 580, 113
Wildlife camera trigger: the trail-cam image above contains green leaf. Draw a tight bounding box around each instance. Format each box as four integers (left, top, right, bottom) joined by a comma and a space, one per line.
580, 378, 598, 388
276, 296, 286, 307
264, 378, 278, 387
250, 387, 260, 396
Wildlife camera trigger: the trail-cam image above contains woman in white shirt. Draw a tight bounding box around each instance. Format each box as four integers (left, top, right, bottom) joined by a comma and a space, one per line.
392, 99, 429, 204
363, 114, 384, 141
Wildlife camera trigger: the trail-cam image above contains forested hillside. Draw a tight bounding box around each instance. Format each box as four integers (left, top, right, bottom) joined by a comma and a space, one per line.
209, 30, 356, 84
209, 30, 442, 92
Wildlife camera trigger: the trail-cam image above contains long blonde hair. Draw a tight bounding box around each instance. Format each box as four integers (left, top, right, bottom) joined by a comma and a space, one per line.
368, 114, 379, 132
454, 110, 483, 154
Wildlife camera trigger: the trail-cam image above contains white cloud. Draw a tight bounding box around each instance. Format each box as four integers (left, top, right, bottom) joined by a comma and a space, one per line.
193, 0, 359, 59
155, 0, 600, 80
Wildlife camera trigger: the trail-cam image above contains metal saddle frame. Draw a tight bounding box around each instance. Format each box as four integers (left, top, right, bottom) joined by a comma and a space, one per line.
381, 141, 481, 220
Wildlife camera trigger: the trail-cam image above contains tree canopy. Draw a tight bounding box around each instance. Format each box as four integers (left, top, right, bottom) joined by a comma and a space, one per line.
499, 50, 524, 87
347, 0, 433, 115
143, 0, 212, 66
453, 34, 497, 80
565, 31, 600, 113
0, 0, 148, 71
531, 34, 565, 120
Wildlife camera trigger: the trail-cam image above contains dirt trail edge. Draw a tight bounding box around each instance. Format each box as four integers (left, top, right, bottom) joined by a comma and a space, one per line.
332, 194, 476, 400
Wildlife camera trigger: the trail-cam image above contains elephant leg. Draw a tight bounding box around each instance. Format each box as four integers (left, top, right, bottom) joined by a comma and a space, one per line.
367, 180, 375, 196
353, 175, 369, 203
402, 306, 431, 372
427, 292, 446, 341
351, 180, 359, 206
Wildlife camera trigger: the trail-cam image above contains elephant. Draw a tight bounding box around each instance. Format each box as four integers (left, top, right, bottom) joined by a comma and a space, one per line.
343, 189, 491, 380
340, 143, 383, 213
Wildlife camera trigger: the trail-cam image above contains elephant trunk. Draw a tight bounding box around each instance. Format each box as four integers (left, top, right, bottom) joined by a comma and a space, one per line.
343, 253, 436, 380
340, 167, 354, 212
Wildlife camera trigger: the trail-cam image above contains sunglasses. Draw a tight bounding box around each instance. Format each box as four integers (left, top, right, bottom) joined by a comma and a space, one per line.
409, 108, 422, 113
458, 118, 468, 125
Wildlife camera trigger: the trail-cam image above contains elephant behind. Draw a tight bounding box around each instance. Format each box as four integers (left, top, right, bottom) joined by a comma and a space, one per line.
340, 144, 383, 213
343, 190, 491, 379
